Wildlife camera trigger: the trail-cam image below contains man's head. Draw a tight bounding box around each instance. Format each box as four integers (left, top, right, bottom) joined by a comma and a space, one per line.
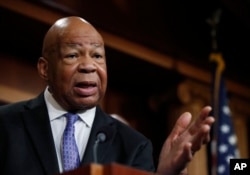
37, 16, 107, 111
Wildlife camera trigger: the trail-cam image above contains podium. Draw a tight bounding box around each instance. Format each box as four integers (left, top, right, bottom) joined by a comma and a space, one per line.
60, 163, 155, 175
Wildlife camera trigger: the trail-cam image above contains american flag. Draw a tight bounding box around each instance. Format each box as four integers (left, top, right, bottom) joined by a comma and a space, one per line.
210, 52, 240, 175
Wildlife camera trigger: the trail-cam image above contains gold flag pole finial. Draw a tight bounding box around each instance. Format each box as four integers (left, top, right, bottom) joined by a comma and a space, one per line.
207, 8, 222, 52
207, 8, 224, 79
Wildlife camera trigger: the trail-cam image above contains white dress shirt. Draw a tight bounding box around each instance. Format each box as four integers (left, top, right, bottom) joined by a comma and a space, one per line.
44, 87, 95, 173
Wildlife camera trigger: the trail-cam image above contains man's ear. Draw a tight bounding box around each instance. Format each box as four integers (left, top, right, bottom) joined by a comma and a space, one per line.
37, 57, 49, 80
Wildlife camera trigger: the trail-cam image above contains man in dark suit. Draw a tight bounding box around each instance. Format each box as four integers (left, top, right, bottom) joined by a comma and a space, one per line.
0, 16, 214, 175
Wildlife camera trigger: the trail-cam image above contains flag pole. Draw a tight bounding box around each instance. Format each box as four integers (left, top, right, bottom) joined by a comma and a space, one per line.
209, 52, 225, 175
207, 8, 223, 175
207, 9, 240, 175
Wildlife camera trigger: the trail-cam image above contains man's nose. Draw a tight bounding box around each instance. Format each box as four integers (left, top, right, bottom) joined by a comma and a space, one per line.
77, 56, 97, 73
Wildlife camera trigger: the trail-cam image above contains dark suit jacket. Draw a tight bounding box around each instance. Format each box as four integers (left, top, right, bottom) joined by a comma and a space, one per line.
0, 93, 155, 175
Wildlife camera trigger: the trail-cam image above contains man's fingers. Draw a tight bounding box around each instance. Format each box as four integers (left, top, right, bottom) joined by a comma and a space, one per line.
169, 112, 192, 141
157, 106, 215, 175
191, 126, 209, 151
190, 121, 214, 152
188, 106, 214, 135
185, 107, 215, 152
198, 106, 212, 122
192, 106, 212, 128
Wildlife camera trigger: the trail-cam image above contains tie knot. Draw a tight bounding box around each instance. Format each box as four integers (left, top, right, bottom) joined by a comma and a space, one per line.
65, 113, 79, 125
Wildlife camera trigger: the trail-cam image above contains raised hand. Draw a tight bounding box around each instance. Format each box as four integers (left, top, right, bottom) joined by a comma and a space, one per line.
156, 106, 215, 175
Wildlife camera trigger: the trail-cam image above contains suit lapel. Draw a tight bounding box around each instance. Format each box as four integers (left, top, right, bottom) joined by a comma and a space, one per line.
22, 94, 60, 175
81, 106, 116, 164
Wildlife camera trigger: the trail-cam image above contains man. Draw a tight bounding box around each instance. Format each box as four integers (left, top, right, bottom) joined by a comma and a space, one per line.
0, 16, 214, 175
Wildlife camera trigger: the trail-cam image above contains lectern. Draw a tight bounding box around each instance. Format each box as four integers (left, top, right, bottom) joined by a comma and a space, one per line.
60, 163, 155, 175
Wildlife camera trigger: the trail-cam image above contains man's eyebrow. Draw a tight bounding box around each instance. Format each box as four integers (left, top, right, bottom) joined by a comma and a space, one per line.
65, 42, 82, 46
90, 43, 103, 47
64, 42, 103, 47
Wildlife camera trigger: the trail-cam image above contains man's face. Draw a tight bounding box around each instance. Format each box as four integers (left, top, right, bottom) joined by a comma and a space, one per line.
41, 23, 107, 110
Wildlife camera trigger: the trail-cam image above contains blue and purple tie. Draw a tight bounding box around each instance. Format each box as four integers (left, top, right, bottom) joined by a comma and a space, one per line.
63, 113, 80, 172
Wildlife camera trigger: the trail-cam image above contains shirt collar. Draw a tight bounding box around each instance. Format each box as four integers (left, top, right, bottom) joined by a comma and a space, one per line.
44, 87, 96, 127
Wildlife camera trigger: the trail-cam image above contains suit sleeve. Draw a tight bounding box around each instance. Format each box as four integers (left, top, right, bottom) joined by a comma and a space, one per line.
129, 138, 156, 172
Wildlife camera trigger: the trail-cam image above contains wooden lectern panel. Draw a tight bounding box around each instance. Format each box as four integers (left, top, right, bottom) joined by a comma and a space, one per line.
59, 163, 103, 175
103, 163, 155, 175
60, 163, 155, 175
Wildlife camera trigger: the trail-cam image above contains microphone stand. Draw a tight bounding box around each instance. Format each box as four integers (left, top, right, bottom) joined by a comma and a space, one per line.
93, 132, 106, 163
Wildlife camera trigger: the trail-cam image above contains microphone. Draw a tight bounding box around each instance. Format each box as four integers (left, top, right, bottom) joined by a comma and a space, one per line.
93, 131, 107, 163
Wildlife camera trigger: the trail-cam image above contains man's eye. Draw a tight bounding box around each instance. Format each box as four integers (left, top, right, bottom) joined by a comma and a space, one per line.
93, 54, 102, 59
66, 54, 77, 59
68, 54, 76, 58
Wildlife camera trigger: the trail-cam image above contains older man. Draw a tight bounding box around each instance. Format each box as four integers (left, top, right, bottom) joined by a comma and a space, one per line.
0, 16, 214, 175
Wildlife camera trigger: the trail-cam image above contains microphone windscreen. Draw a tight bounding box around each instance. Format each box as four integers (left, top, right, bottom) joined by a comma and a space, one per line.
95, 125, 113, 142
96, 132, 106, 142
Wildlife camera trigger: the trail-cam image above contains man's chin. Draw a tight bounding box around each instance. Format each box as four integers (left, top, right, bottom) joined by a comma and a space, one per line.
72, 98, 98, 110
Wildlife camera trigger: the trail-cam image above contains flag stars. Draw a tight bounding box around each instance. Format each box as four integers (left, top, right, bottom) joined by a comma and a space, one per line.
226, 155, 235, 164
219, 144, 228, 153
220, 124, 230, 133
228, 134, 237, 145
211, 75, 239, 175
222, 105, 231, 115
218, 164, 226, 174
